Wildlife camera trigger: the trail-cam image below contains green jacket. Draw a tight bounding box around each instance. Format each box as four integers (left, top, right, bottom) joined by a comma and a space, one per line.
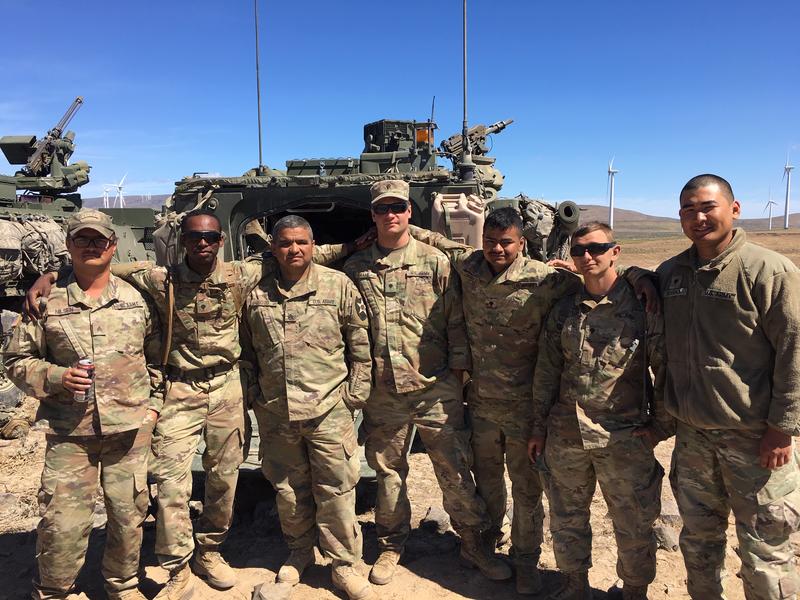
242, 262, 372, 421
343, 237, 470, 394
657, 229, 800, 436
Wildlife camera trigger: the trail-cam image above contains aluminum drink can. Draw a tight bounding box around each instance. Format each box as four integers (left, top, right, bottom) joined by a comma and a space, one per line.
74, 358, 95, 403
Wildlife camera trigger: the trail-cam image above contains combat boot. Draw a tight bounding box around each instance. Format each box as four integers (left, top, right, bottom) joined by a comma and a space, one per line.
458, 529, 512, 581
622, 584, 648, 600
553, 571, 592, 600
331, 562, 378, 600
276, 547, 315, 585
369, 550, 402, 585
515, 566, 543, 595
154, 564, 195, 600
191, 548, 237, 589
106, 589, 147, 600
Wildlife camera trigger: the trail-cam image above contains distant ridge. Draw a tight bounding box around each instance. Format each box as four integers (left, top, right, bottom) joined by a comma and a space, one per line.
82, 194, 169, 209
576, 204, 800, 236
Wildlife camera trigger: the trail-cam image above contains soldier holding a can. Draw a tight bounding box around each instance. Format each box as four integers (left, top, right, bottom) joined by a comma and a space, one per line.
5, 209, 163, 600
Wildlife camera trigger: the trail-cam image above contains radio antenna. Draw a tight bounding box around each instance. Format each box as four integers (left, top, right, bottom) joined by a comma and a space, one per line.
254, 0, 265, 174
459, 0, 475, 181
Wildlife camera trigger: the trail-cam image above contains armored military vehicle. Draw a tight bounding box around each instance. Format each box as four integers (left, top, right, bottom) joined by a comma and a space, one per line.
0, 98, 156, 436
156, 117, 580, 478
158, 118, 579, 268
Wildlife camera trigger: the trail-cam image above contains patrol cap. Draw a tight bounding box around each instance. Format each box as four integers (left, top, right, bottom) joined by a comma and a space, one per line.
370, 179, 409, 205
66, 209, 116, 238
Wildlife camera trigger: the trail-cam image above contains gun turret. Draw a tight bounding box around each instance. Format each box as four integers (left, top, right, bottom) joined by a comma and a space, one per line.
440, 118, 514, 158
23, 97, 84, 177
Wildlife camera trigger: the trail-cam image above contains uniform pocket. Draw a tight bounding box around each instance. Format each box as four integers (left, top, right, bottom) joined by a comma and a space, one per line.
754, 452, 800, 538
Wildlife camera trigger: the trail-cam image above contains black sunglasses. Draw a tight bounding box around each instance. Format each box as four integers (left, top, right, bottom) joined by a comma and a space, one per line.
70, 236, 116, 249
182, 230, 222, 244
569, 241, 617, 257
372, 201, 409, 215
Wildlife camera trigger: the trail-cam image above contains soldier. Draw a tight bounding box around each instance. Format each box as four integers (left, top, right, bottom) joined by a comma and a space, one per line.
243, 215, 375, 600
408, 208, 658, 595
343, 180, 511, 586
528, 221, 674, 600
25, 209, 363, 599
5, 209, 162, 600
658, 174, 800, 600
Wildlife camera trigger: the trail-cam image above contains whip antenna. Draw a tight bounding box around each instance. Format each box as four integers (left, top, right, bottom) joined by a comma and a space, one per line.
254, 0, 265, 174
459, 0, 476, 181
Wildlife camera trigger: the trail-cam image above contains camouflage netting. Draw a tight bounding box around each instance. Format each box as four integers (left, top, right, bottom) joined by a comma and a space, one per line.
19, 216, 69, 274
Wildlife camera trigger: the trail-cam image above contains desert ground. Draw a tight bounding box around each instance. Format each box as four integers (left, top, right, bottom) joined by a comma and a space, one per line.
1, 231, 798, 600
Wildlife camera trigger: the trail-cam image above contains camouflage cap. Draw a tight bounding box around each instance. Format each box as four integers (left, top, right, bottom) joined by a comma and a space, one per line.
370, 179, 409, 205
66, 209, 115, 238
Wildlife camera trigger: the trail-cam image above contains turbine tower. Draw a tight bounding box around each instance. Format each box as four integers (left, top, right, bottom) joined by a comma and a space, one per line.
102, 186, 110, 209
607, 157, 619, 229
784, 154, 794, 230
113, 173, 127, 208
764, 188, 777, 231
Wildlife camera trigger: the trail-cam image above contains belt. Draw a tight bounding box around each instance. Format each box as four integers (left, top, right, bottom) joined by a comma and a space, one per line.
165, 362, 236, 382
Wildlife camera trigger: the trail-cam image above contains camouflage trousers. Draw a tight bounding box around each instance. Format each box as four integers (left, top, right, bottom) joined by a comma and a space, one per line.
34, 426, 151, 599
544, 430, 663, 586
670, 422, 800, 600
364, 372, 490, 552
151, 366, 246, 569
469, 409, 544, 566
255, 400, 362, 564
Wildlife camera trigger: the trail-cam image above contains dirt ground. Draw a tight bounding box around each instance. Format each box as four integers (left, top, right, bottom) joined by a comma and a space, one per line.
1, 230, 799, 600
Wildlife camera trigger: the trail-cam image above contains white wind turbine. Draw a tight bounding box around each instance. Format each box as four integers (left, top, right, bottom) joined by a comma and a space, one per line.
763, 187, 777, 231
102, 186, 111, 208
784, 154, 794, 230
607, 157, 619, 229
112, 173, 127, 208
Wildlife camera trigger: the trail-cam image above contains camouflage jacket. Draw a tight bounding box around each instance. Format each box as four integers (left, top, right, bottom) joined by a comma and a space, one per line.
657, 229, 800, 436
4, 272, 163, 436
112, 244, 347, 375
343, 237, 470, 394
531, 278, 673, 448
243, 263, 372, 421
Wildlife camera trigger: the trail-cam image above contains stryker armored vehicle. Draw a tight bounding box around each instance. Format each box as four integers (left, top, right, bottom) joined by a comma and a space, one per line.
157, 118, 579, 269
0, 97, 156, 434
156, 117, 581, 476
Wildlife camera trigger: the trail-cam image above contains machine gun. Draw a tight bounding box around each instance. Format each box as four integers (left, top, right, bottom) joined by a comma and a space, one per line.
439, 118, 514, 158
22, 97, 84, 177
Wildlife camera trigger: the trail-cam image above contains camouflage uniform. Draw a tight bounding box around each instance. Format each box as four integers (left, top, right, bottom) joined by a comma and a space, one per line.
242, 263, 371, 565
4, 272, 162, 599
343, 237, 490, 551
408, 226, 576, 567
658, 229, 800, 600
114, 244, 346, 570
532, 279, 673, 587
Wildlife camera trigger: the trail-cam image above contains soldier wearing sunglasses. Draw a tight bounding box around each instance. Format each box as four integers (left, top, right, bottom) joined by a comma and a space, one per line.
343, 179, 511, 587
24, 208, 368, 599
529, 222, 673, 600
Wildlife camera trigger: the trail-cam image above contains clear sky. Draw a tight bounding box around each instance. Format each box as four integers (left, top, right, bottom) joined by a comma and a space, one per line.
1, 0, 797, 218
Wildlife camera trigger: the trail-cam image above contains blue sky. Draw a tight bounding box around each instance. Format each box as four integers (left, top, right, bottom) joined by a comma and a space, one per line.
1, 0, 797, 219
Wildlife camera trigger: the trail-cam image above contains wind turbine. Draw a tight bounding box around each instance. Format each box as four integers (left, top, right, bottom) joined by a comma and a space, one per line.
784, 154, 794, 230
102, 186, 111, 209
607, 157, 619, 229
112, 173, 127, 208
763, 187, 777, 231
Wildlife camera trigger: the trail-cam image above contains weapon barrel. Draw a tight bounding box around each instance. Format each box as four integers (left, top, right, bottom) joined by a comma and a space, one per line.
484, 118, 514, 136
51, 97, 84, 137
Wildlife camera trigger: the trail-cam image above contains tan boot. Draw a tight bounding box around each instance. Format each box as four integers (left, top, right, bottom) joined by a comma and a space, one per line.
191, 549, 237, 590
459, 529, 512, 581
369, 550, 402, 585
106, 589, 148, 600
515, 566, 542, 595
154, 564, 195, 600
331, 563, 377, 600
276, 547, 315, 585
553, 571, 591, 600
622, 584, 648, 600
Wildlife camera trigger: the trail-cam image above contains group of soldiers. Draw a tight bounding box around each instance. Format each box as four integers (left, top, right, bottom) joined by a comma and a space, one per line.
3, 173, 799, 600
